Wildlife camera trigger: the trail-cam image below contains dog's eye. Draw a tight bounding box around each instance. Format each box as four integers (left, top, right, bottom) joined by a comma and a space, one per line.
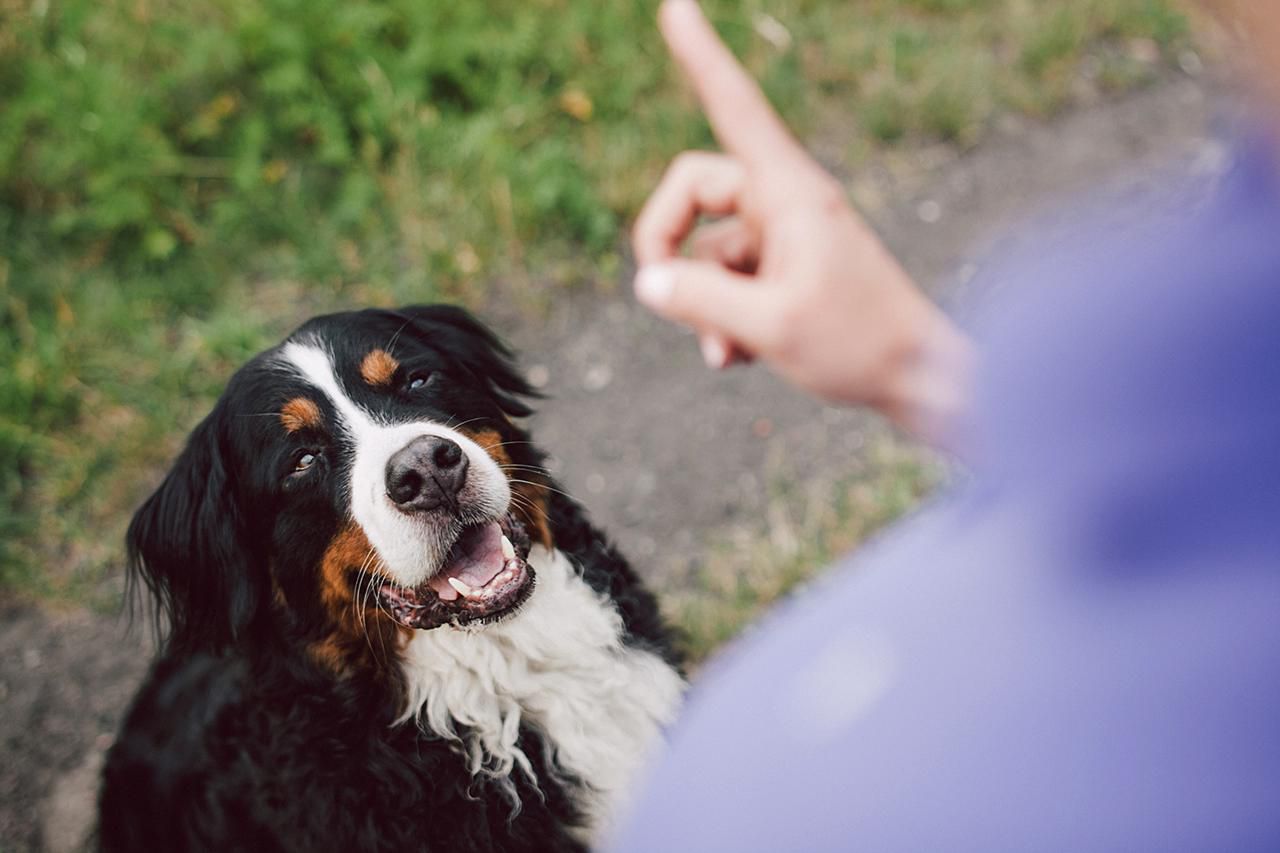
293, 452, 318, 473
406, 372, 432, 391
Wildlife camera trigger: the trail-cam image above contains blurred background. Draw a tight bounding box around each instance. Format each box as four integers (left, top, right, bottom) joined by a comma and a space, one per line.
1, 0, 1224, 849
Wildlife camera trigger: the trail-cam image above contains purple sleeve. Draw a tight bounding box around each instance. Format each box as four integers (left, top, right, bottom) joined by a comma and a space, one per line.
609, 133, 1280, 852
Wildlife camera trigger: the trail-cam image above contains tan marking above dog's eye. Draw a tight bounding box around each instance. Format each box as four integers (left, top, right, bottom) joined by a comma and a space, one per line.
360, 349, 399, 387
280, 397, 322, 433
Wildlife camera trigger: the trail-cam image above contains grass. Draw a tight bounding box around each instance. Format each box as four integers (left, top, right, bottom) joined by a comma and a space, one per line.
664, 433, 945, 665
1, 0, 1190, 605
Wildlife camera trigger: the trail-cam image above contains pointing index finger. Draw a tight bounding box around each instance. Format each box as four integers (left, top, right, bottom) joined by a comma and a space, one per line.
658, 0, 806, 172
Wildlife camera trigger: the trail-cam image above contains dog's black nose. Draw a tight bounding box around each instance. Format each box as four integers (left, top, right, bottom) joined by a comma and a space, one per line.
385, 436, 468, 512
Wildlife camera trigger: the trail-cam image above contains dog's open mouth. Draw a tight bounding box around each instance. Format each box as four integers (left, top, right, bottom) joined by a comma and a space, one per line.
378, 513, 535, 630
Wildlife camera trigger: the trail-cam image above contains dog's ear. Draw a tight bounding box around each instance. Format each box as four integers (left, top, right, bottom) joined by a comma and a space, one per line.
397, 304, 541, 417
127, 409, 266, 654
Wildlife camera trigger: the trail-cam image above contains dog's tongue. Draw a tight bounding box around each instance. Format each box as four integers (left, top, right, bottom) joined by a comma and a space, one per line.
427, 522, 506, 601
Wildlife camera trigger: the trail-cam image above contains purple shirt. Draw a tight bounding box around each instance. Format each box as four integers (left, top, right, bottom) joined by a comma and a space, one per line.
611, 130, 1280, 851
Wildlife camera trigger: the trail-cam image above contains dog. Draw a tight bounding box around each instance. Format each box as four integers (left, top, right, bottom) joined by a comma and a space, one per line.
99, 305, 686, 852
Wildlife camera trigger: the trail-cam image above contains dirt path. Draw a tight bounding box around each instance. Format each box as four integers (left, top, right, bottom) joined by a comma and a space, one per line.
0, 75, 1223, 852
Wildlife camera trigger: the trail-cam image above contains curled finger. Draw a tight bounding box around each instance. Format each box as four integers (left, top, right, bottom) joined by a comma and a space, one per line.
633, 151, 745, 266
689, 216, 760, 274
634, 258, 781, 358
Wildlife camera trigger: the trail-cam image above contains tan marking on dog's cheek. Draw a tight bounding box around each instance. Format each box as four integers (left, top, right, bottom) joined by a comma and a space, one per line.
280, 397, 322, 433
464, 427, 553, 549
468, 428, 511, 467
360, 349, 400, 387
318, 525, 371, 615
310, 524, 411, 677
517, 484, 554, 549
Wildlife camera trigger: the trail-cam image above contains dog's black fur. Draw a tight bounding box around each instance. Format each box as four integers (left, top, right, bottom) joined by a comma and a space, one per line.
99, 306, 679, 852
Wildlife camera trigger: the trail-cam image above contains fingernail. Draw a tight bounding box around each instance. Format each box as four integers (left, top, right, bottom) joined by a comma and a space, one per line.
700, 335, 728, 369
635, 265, 675, 307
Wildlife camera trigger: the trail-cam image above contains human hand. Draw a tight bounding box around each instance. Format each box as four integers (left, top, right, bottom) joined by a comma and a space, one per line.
632, 0, 973, 442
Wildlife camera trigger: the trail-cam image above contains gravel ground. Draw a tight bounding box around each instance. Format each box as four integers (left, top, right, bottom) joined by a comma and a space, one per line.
0, 73, 1227, 852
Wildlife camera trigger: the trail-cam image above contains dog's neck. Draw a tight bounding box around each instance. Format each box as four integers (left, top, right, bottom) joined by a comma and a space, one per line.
397, 545, 685, 841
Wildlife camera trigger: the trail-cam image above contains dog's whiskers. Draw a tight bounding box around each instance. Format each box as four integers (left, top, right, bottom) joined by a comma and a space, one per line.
353, 547, 380, 634
505, 478, 577, 501
444, 416, 487, 434
498, 463, 554, 476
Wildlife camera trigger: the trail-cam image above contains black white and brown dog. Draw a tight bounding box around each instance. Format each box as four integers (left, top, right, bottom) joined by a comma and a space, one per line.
99, 305, 685, 852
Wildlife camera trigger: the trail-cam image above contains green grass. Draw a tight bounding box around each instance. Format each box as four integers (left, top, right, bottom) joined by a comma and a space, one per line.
1, 0, 1189, 603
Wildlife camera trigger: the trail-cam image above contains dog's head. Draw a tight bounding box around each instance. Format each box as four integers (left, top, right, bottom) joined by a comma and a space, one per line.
128, 305, 551, 667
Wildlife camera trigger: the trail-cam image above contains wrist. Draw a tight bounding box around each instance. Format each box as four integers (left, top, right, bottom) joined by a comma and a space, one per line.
875, 300, 975, 446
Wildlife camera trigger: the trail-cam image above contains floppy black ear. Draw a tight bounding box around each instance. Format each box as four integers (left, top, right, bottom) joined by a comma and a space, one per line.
398, 304, 541, 417
127, 411, 266, 654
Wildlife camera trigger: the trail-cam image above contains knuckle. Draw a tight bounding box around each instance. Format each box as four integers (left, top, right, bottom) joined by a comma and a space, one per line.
669, 150, 735, 181
811, 176, 848, 214
669, 150, 709, 176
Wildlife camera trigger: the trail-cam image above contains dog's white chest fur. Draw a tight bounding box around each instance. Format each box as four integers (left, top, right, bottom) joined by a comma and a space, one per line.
399, 546, 684, 839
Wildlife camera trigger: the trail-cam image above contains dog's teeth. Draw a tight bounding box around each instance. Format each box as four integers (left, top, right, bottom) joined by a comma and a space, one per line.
500, 535, 516, 560
447, 577, 473, 596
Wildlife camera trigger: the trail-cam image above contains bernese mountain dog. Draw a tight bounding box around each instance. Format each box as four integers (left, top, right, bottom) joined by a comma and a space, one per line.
99, 305, 685, 852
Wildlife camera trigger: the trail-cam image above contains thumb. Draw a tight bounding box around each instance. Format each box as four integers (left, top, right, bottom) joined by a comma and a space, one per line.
634, 259, 778, 352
